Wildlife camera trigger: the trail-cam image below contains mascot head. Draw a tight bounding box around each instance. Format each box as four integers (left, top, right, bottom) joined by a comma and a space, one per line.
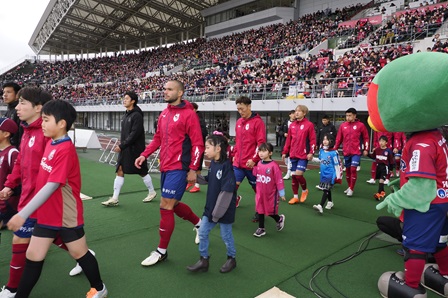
367, 52, 448, 132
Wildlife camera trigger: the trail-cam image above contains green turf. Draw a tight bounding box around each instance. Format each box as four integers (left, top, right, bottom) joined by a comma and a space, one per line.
0, 150, 439, 297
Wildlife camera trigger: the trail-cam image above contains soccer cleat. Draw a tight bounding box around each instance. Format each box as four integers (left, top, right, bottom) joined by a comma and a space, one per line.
141, 250, 168, 266
366, 178, 376, 184
101, 197, 119, 207
283, 172, 290, 180
313, 204, 323, 214
69, 249, 96, 276
344, 188, 350, 194
142, 190, 157, 203
253, 228, 266, 237
346, 188, 353, 197
0, 287, 15, 298
378, 271, 427, 298
357, 166, 361, 171
384, 179, 390, 185
288, 197, 300, 205
194, 227, 200, 245
189, 186, 200, 193
185, 183, 194, 190
325, 201, 334, 209
299, 189, 309, 203
396, 171, 400, 177
86, 283, 108, 298
374, 191, 386, 201
276, 214, 285, 231
235, 195, 242, 208
421, 264, 448, 297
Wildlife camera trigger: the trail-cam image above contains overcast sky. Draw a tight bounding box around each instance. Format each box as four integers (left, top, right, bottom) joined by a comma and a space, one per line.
0, 0, 50, 71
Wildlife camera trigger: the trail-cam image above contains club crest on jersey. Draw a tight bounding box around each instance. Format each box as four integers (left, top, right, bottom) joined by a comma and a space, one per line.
245, 124, 250, 130
300, 124, 304, 130
0, 156, 3, 167
28, 136, 35, 147
48, 149, 56, 160
437, 188, 447, 199
173, 113, 180, 122
265, 168, 271, 175
216, 169, 222, 180
353, 125, 357, 130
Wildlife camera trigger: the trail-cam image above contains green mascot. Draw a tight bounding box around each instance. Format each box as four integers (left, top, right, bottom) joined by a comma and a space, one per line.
368, 52, 448, 298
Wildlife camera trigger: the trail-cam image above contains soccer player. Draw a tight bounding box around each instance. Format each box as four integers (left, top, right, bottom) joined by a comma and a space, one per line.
7, 100, 107, 298
135, 80, 204, 266
367, 136, 395, 200
366, 131, 393, 185
101, 91, 157, 206
282, 105, 316, 204
333, 108, 369, 196
233, 96, 266, 221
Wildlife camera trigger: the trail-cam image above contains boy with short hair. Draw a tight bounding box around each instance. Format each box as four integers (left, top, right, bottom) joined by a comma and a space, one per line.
0, 87, 83, 298
7, 100, 107, 298
368, 135, 395, 200
0, 118, 19, 228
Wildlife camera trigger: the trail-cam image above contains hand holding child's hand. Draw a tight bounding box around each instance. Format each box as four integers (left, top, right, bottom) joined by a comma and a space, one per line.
280, 196, 286, 201
7, 214, 25, 232
0, 187, 12, 200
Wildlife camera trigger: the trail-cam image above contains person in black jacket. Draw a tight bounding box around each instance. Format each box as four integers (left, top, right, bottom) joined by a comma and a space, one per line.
317, 115, 337, 147
102, 91, 157, 206
187, 102, 209, 193
2, 82, 22, 148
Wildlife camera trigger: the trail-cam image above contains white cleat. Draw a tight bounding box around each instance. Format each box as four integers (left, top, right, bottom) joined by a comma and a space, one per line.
346, 188, 354, 197
143, 190, 157, 203
0, 286, 15, 298
101, 197, 119, 206
384, 179, 390, 185
366, 178, 376, 184
313, 204, 323, 214
325, 201, 334, 210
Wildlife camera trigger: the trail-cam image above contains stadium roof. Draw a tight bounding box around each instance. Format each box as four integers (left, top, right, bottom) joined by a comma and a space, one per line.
28, 0, 220, 56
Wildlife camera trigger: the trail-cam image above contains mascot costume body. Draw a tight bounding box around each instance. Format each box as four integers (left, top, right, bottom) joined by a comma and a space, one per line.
368, 52, 448, 298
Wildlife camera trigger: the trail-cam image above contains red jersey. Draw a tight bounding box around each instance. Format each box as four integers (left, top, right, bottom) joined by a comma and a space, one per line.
141, 100, 204, 172
399, 130, 448, 205
233, 112, 266, 169
282, 117, 316, 159
253, 160, 284, 215
334, 119, 369, 156
5, 118, 51, 212
36, 139, 83, 228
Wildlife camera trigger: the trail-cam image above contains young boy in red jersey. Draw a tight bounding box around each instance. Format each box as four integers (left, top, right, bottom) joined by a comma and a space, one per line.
366, 131, 393, 185
367, 135, 395, 200
0, 118, 19, 228
282, 105, 316, 204
0, 88, 83, 297
7, 100, 107, 298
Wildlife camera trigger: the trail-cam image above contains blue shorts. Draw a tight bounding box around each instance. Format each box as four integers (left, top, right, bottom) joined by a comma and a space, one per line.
233, 166, 256, 187
160, 170, 187, 200
402, 203, 448, 253
290, 159, 308, 172
14, 218, 36, 238
344, 155, 361, 168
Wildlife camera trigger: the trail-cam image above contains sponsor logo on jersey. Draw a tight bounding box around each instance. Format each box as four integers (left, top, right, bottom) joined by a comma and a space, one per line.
416, 143, 430, 148
216, 169, 222, 180
40, 157, 53, 173
437, 188, 447, 199
410, 150, 420, 172
256, 174, 271, 184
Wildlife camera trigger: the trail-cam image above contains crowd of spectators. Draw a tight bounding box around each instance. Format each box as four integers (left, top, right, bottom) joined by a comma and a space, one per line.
0, 2, 446, 103
368, 4, 448, 46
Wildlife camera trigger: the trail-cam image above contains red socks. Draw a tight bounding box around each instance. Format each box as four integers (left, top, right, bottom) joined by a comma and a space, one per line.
345, 166, 352, 187
173, 202, 200, 225
296, 175, 307, 190
7, 243, 29, 290
404, 250, 426, 288
434, 246, 448, 275
158, 209, 175, 249
291, 175, 299, 195
350, 166, 358, 190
